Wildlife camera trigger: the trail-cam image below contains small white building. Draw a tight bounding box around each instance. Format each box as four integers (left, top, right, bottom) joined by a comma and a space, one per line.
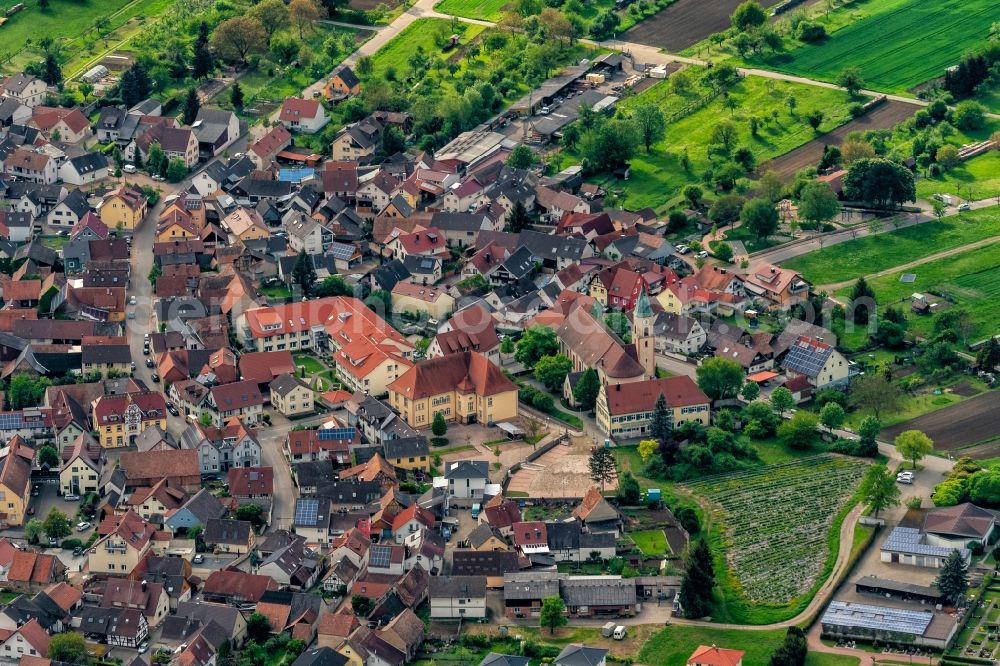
428, 575, 487, 619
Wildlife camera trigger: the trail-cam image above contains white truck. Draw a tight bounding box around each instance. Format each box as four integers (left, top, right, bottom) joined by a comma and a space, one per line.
601, 622, 616, 638
613, 626, 627, 640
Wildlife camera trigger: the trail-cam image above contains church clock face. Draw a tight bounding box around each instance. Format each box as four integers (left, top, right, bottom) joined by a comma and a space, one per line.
124, 403, 142, 431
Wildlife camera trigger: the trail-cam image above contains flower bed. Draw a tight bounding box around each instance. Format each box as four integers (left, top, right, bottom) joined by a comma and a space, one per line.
685, 455, 868, 605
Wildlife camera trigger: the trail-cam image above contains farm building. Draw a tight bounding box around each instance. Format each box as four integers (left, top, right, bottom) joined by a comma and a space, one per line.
923, 502, 996, 548
879, 526, 970, 569
820, 601, 958, 649
853, 576, 946, 606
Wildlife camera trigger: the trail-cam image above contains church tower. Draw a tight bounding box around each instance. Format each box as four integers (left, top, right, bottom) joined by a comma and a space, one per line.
632, 281, 656, 379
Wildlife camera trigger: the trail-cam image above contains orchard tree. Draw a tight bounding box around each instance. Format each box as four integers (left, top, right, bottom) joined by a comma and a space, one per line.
290, 0, 324, 38
632, 104, 666, 153
731, 0, 766, 31
248, 0, 290, 45
837, 67, 864, 96
851, 373, 902, 421
895, 429, 933, 469
778, 410, 819, 449
211, 17, 267, 64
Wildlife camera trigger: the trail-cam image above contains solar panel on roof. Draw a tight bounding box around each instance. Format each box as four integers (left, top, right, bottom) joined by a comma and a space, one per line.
318, 428, 355, 441
0, 413, 28, 429
821, 601, 932, 636
369, 545, 390, 568
328, 243, 356, 261
294, 499, 319, 526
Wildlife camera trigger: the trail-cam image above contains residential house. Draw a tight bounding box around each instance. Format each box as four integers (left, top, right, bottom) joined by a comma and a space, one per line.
206, 380, 265, 426
333, 339, 413, 397
47, 190, 91, 228
654, 312, 707, 355
331, 116, 384, 161
390, 282, 455, 320
571, 487, 622, 535
194, 107, 241, 157
222, 207, 271, 243
468, 524, 508, 552
164, 489, 227, 534
555, 645, 608, 666
382, 436, 430, 473
428, 305, 501, 364
96, 185, 147, 231
780, 336, 850, 390
742, 263, 809, 309
257, 538, 321, 590
59, 152, 109, 186
428, 576, 487, 619
596, 376, 711, 440
324, 66, 361, 98
1, 550, 66, 593
3, 149, 57, 184
0, 437, 34, 527
30, 106, 91, 143
204, 519, 256, 554
444, 460, 490, 503
89, 510, 157, 576
119, 449, 201, 494
481, 498, 521, 537
0, 618, 49, 660
687, 646, 745, 666
59, 433, 102, 498
248, 124, 292, 169
387, 352, 518, 428
270, 373, 315, 417
1, 73, 47, 107
101, 578, 171, 628
183, 419, 263, 475
391, 504, 435, 544
202, 569, 280, 606
283, 429, 355, 466
228, 467, 274, 500
279, 98, 329, 133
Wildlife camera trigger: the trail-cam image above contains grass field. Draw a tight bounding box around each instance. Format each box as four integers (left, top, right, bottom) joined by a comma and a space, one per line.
916, 151, 1000, 202
369, 19, 486, 81
603, 72, 856, 211
835, 241, 1000, 340
292, 355, 326, 374
640, 625, 789, 665
782, 208, 1000, 285
434, 0, 511, 21
0, 0, 173, 72
752, 0, 1000, 92
630, 529, 669, 556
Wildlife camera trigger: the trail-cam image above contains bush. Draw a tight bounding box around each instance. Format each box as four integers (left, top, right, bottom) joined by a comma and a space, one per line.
430, 437, 450, 447
61, 538, 84, 550
532, 392, 554, 412
848, 103, 866, 118
795, 21, 825, 42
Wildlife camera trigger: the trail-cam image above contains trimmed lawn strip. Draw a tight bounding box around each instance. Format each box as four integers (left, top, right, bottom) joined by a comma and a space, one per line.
783, 208, 1000, 285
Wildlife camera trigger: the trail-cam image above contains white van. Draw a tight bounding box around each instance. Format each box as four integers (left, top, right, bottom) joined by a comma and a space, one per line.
613, 626, 627, 640
123, 164, 137, 174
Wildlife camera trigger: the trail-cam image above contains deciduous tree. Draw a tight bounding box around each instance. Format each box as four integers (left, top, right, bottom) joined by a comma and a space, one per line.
632, 104, 666, 153
851, 373, 902, 421
769, 386, 794, 417
534, 354, 572, 392
43, 508, 71, 540
895, 429, 933, 469
248, 0, 290, 45
539, 595, 567, 634
797, 181, 840, 225
843, 158, 916, 209
778, 410, 819, 449
731, 0, 766, 31
859, 464, 900, 518
819, 402, 845, 433
211, 17, 267, 64
741, 197, 779, 240
290, 0, 324, 38
48, 633, 89, 664
696, 357, 744, 401
515, 325, 559, 368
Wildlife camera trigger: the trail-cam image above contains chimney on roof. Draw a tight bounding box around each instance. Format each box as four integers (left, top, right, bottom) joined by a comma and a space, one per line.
142, 580, 147, 591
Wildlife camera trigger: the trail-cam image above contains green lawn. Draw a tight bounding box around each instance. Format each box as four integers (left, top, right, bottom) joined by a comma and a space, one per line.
783, 208, 1000, 285
916, 151, 1000, 202
805, 654, 860, 666
630, 529, 669, 556
834, 241, 1000, 341
261, 284, 292, 300
640, 625, 790, 666
604, 71, 856, 211
746, 0, 1000, 92
292, 355, 326, 374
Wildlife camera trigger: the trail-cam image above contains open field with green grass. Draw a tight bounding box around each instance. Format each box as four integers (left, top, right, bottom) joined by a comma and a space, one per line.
834, 241, 1000, 340
685, 455, 869, 624
746, 0, 1000, 92
0, 0, 174, 73
639, 625, 791, 665
434, 0, 511, 21
916, 151, 1000, 202
783, 208, 1000, 285
599, 71, 856, 212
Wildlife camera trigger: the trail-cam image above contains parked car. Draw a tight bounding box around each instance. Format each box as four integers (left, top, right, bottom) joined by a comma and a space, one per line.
145, 358, 155, 368
130, 362, 136, 372
142, 347, 150, 356
129, 295, 137, 305
63, 494, 80, 501
676, 244, 690, 254
958, 202, 971, 211
193, 554, 204, 564
76, 521, 91, 532
166, 402, 179, 417
695, 250, 709, 259
138, 643, 149, 654
151, 373, 161, 383
72, 547, 83, 557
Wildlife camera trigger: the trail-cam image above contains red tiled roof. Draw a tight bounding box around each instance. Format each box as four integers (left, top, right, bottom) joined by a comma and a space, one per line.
279, 98, 323, 122
603, 376, 709, 417
512, 521, 547, 546
203, 569, 278, 602
226, 466, 274, 497
239, 350, 296, 384
688, 645, 745, 666
387, 351, 515, 401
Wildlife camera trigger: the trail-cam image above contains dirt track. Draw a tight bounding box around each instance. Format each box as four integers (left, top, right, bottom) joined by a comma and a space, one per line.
763, 100, 917, 178
622, 0, 782, 53
881, 390, 1000, 455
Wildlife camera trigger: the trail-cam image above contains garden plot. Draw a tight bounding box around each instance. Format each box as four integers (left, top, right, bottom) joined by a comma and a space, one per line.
685, 455, 868, 605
